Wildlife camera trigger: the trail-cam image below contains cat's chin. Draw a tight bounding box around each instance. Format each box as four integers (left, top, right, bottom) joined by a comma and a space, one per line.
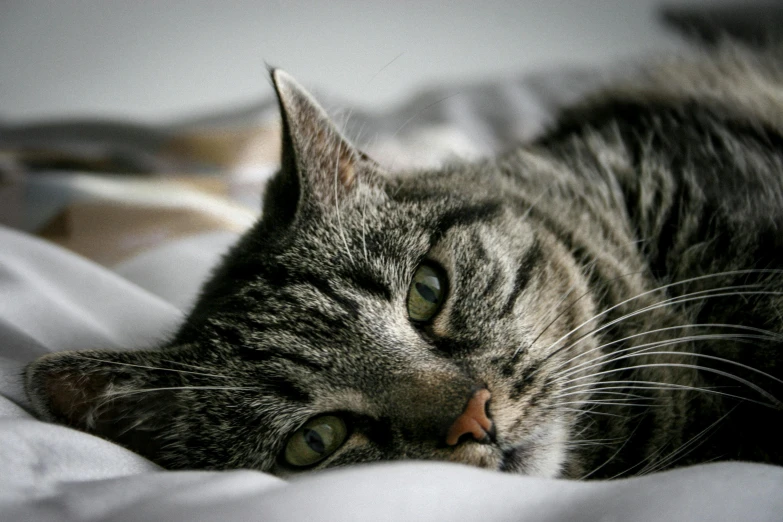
443, 438, 566, 478
498, 442, 566, 477
447, 441, 502, 470
497, 422, 569, 477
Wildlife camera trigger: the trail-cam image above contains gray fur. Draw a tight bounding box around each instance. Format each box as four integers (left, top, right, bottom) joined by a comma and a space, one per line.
25, 44, 783, 478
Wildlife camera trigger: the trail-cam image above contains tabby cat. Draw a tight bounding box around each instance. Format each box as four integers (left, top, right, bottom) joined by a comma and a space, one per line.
25, 43, 783, 479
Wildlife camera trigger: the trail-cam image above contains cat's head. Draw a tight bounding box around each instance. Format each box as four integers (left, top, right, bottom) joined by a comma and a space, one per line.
25, 70, 602, 477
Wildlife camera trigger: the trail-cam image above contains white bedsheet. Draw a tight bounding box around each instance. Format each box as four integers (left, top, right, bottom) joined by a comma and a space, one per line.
2, 224, 783, 521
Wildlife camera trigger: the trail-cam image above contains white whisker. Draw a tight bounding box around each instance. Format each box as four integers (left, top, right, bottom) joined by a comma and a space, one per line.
555, 379, 772, 409
554, 332, 775, 383
159, 359, 227, 375
558, 359, 782, 408
558, 399, 662, 408
103, 386, 259, 399
579, 418, 645, 480
74, 356, 229, 380
392, 93, 461, 138
638, 406, 737, 476
528, 267, 646, 354
538, 286, 776, 365
548, 322, 779, 378
333, 136, 354, 264
520, 268, 783, 361
559, 406, 626, 418
368, 51, 405, 84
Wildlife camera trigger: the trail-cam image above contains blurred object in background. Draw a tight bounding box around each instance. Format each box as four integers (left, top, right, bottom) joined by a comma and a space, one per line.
0, 0, 692, 123
1, 0, 778, 271
0, 63, 595, 267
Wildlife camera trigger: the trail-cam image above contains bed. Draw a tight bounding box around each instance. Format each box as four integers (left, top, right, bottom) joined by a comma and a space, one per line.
2, 62, 782, 521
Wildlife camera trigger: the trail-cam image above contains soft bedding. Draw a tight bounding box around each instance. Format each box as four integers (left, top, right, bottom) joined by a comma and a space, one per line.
2, 67, 783, 521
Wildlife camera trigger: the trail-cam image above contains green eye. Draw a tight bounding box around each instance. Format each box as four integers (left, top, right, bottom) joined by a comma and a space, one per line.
407, 263, 447, 323
284, 415, 348, 467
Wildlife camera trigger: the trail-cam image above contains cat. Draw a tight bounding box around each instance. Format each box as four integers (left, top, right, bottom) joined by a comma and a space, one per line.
24, 42, 783, 479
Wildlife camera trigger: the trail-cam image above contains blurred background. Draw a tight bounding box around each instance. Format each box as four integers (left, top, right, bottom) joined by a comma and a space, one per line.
2, 0, 776, 123
1, 0, 781, 300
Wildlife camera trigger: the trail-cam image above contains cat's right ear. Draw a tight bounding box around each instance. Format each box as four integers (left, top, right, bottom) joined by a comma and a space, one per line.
262, 69, 379, 227
24, 349, 179, 462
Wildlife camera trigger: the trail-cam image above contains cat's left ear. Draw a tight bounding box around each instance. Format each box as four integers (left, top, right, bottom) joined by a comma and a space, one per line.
263, 69, 379, 224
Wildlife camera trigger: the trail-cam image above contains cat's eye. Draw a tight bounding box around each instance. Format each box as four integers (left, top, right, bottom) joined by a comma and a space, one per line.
407, 263, 447, 323
284, 415, 348, 467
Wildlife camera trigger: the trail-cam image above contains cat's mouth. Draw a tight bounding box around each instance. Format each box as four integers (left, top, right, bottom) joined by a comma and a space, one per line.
499, 444, 529, 473
496, 422, 569, 477
445, 440, 532, 474
447, 440, 502, 469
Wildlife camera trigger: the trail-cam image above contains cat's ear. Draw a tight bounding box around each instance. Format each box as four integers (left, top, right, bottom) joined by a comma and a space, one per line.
25, 349, 179, 462
263, 69, 377, 224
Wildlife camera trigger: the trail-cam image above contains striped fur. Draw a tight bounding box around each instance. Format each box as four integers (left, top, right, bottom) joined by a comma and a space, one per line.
26, 43, 783, 478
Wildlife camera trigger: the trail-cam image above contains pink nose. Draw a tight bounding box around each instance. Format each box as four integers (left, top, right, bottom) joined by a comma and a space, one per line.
445, 388, 493, 446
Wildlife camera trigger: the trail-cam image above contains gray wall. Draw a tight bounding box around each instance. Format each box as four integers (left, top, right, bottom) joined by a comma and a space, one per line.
0, 1, 729, 123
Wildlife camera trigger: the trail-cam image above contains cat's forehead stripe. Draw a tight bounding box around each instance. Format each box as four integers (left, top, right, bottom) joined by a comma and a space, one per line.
257, 374, 311, 403
335, 265, 393, 301
500, 237, 542, 318
271, 252, 391, 303
290, 272, 361, 317
432, 202, 504, 244
237, 347, 327, 372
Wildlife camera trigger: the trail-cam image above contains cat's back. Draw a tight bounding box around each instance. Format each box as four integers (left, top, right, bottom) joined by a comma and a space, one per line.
601, 42, 783, 132
535, 42, 783, 261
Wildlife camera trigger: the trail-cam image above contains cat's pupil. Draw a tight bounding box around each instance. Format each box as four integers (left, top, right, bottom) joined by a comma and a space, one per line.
416, 282, 438, 303
304, 429, 325, 454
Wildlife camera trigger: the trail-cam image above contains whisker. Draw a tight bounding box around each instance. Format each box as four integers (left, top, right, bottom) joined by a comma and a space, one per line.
527, 285, 781, 369
559, 406, 626, 418
554, 332, 774, 383
73, 356, 229, 380
556, 381, 768, 406
103, 385, 260, 399
558, 360, 782, 408
548, 322, 779, 378
555, 389, 657, 400
527, 268, 646, 355
360, 183, 369, 262
565, 439, 627, 449
333, 138, 354, 264
557, 346, 783, 391
578, 418, 645, 479
638, 406, 737, 476
368, 51, 405, 83
555, 380, 772, 409
521, 267, 783, 361
558, 400, 663, 408
158, 359, 228, 375
392, 93, 461, 138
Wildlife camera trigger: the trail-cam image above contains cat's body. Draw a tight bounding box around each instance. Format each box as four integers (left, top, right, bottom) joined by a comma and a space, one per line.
26, 43, 783, 479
